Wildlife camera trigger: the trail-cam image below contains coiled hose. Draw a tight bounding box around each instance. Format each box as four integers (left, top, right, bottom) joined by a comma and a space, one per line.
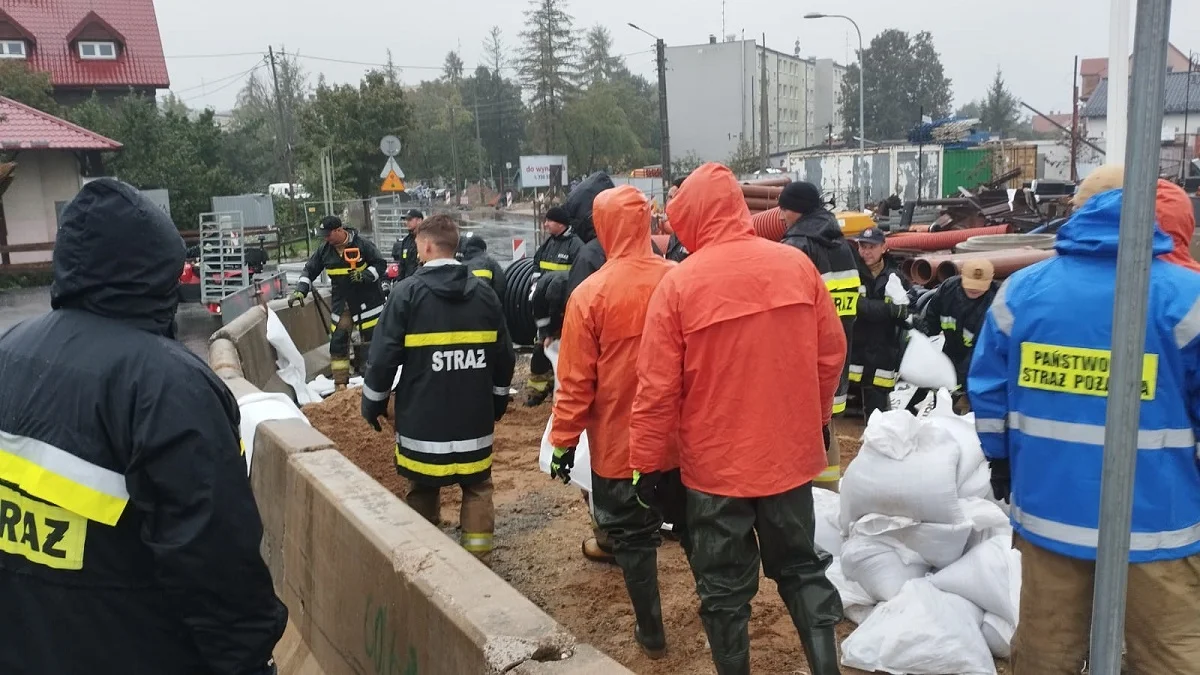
503, 257, 538, 346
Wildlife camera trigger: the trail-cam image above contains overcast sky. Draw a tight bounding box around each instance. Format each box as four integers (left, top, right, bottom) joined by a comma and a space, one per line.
157, 0, 1199, 118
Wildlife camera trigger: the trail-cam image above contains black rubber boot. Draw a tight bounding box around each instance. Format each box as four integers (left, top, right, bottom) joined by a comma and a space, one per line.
626, 573, 666, 659
797, 626, 841, 675
711, 653, 752, 675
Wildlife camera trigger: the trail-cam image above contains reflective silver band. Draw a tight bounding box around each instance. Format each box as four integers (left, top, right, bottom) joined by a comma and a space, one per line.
362, 384, 390, 402
991, 279, 1013, 336
1013, 505, 1200, 552
398, 434, 494, 455
493, 386, 510, 396
1175, 296, 1200, 349
1008, 412, 1194, 450
975, 417, 1007, 434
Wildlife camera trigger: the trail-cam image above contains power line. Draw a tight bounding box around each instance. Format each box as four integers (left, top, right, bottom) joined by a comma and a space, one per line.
169, 59, 266, 96
178, 63, 267, 104
280, 51, 442, 70
164, 51, 265, 59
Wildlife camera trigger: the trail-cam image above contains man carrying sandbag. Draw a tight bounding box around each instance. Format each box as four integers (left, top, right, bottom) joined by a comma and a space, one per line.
969, 181, 1200, 673
915, 258, 997, 409
631, 163, 846, 675
548, 185, 683, 659
850, 227, 911, 419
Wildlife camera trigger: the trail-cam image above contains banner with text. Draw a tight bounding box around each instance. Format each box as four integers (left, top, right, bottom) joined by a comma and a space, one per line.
519, 155, 569, 189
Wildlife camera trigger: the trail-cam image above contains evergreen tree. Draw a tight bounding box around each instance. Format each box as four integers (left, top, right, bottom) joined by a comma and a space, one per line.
979, 68, 1020, 137
517, 0, 578, 154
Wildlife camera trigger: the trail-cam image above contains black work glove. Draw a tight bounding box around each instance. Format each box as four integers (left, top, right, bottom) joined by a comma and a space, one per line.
633, 470, 664, 511
493, 393, 510, 422
550, 446, 576, 483
989, 458, 1011, 503
361, 393, 389, 432
886, 298, 909, 322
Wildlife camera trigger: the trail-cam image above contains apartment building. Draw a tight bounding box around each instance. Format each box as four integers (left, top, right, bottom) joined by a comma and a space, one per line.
664, 37, 846, 163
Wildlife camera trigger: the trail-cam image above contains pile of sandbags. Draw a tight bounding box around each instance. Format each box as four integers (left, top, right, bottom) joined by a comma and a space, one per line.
819, 392, 1020, 674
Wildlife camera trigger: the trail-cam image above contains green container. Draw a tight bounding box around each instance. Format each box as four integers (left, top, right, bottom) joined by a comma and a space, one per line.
942, 149, 993, 197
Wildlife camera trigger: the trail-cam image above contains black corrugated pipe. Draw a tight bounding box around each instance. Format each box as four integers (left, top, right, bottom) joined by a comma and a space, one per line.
504, 257, 538, 346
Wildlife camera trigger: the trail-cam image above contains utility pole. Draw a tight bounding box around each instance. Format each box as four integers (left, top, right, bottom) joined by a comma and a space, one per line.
449, 100, 460, 203
760, 36, 769, 169
1182, 52, 1194, 181
268, 46, 301, 229
1089, 3, 1173, 674
655, 37, 672, 198
1071, 55, 1080, 182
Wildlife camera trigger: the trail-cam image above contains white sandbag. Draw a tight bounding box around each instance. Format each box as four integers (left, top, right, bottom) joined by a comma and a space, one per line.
265, 309, 321, 405
841, 413, 965, 528
539, 414, 593, 494
981, 613, 1014, 658
927, 389, 987, 489
849, 514, 971, 569
237, 392, 310, 475
885, 273, 910, 305
962, 496, 1014, 550
826, 558, 875, 624
899, 329, 958, 390
929, 535, 1021, 624
841, 579, 996, 675
840, 535, 931, 603
960, 461, 993, 499
813, 487, 844, 556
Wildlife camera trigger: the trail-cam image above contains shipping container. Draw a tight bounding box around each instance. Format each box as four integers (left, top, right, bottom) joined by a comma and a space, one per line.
941, 149, 993, 196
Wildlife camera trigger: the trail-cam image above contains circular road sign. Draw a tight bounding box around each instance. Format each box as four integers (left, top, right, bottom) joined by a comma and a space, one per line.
380, 135, 402, 157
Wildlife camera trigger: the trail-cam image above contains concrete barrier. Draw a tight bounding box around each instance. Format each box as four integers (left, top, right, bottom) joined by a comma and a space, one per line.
213, 314, 630, 675
212, 295, 332, 398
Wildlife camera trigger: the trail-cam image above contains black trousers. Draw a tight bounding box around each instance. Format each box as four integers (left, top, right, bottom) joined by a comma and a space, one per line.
686, 483, 843, 672
530, 342, 552, 376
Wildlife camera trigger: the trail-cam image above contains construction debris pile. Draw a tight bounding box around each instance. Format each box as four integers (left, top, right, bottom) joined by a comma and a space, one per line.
820, 394, 1019, 674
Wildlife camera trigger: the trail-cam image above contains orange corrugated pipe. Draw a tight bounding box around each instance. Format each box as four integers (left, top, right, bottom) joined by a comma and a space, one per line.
742, 177, 791, 187
887, 224, 1011, 252
752, 207, 787, 241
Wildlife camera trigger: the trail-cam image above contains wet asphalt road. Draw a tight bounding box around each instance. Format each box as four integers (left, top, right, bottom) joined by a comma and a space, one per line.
0, 286, 221, 358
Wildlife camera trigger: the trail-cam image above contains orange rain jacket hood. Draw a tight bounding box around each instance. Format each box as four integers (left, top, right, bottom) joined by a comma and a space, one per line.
550, 185, 676, 479
1156, 179, 1200, 273
629, 163, 847, 497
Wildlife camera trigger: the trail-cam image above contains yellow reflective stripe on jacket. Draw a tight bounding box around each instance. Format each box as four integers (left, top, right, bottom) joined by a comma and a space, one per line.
539, 261, 571, 272
326, 263, 368, 276
360, 318, 380, 330
472, 269, 494, 280
822, 270, 861, 317
0, 482, 87, 570
0, 431, 128, 527
404, 331, 498, 348
394, 446, 492, 478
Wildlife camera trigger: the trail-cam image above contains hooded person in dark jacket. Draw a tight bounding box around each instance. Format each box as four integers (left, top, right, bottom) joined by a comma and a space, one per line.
525, 206, 585, 406
0, 179, 286, 675
778, 181, 860, 492
458, 231, 507, 302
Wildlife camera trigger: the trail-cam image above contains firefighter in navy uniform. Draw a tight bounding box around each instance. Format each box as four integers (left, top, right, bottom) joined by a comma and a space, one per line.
778, 181, 860, 492
849, 228, 911, 419
458, 231, 507, 302
917, 258, 999, 408
525, 206, 584, 406
361, 214, 516, 564
0, 179, 286, 675
391, 210, 424, 279
291, 215, 388, 390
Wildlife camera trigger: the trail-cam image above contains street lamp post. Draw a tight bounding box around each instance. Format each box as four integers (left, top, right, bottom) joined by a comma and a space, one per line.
629, 23, 672, 202
805, 12, 865, 210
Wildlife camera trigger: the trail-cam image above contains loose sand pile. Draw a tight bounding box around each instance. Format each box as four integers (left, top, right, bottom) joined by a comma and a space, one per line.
303, 386, 1008, 674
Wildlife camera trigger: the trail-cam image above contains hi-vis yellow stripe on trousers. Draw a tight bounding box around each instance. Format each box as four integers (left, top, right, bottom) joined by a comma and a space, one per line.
394, 445, 492, 477
461, 532, 494, 553
404, 331, 498, 347
0, 431, 128, 527
822, 270, 861, 317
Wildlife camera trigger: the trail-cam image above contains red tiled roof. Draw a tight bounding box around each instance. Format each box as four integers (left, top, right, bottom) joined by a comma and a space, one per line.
3, 0, 169, 90
0, 96, 122, 150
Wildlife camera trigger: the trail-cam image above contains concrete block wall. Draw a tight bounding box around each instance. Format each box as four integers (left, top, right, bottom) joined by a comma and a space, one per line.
211, 295, 333, 399
210, 309, 630, 675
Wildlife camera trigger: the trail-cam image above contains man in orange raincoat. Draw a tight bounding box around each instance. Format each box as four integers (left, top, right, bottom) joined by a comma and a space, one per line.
548, 185, 681, 659
630, 163, 846, 675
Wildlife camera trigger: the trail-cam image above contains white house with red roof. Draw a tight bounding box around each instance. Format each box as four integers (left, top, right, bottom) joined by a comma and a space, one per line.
0, 96, 122, 266
0, 0, 170, 106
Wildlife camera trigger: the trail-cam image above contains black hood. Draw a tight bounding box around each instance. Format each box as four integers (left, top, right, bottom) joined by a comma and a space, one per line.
413, 262, 474, 301
51, 179, 185, 336
458, 233, 488, 259
786, 209, 845, 249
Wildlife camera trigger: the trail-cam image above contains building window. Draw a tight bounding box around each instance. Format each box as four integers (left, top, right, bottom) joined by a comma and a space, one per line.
78, 41, 117, 60
0, 40, 26, 59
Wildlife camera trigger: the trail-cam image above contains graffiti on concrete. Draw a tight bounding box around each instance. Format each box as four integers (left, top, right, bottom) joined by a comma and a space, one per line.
364, 595, 419, 675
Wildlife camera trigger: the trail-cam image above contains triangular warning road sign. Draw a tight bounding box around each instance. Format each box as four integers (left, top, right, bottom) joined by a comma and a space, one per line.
381, 171, 406, 192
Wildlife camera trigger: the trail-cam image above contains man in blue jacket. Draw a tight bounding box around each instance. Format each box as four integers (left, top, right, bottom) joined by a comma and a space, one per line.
968, 186, 1200, 673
